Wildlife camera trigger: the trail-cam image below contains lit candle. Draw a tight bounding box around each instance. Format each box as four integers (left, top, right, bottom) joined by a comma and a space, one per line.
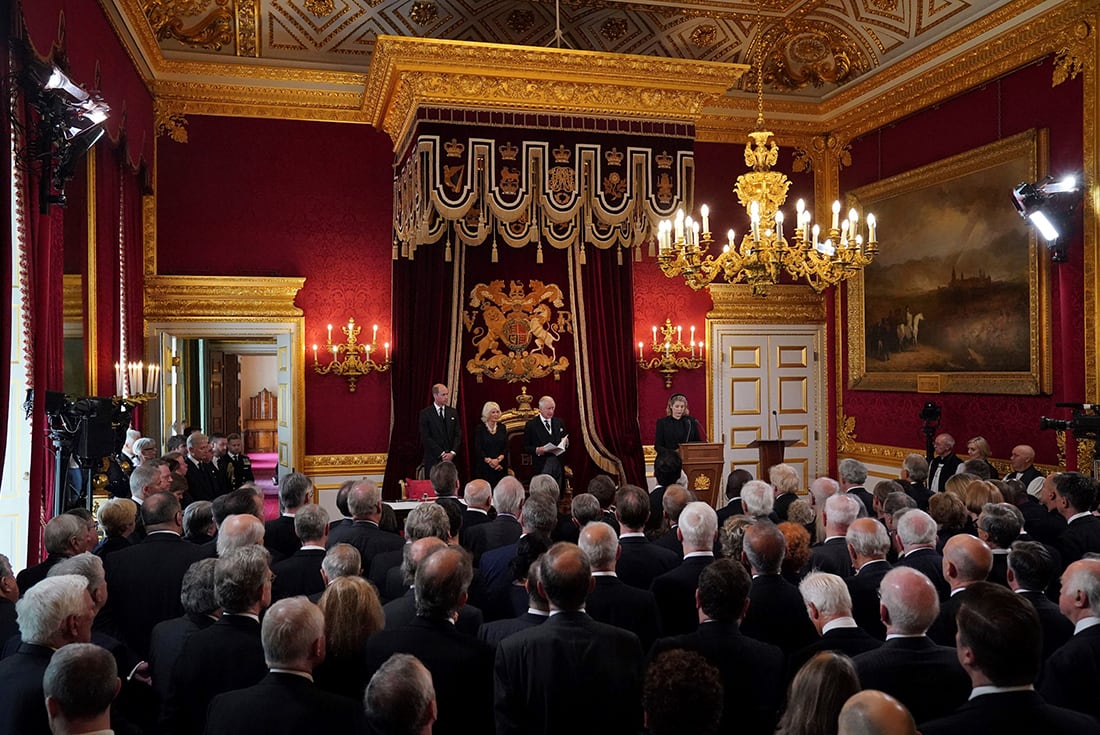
652, 325, 657, 344
700, 204, 710, 236
727, 229, 735, 250
327, 324, 333, 344
347, 320, 353, 338
638, 341, 644, 359
372, 324, 378, 345
690, 339, 696, 358
384, 342, 390, 360
775, 210, 784, 240
867, 213, 877, 242
699, 343, 704, 359
849, 208, 859, 226
677, 325, 682, 344
114, 363, 121, 395
831, 200, 841, 230
690, 325, 696, 344
674, 209, 685, 242
840, 219, 850, 248
312, 344, 318, 363
684, 217, 694, 247
692, 222, 700, 248
812, 224, 820, 249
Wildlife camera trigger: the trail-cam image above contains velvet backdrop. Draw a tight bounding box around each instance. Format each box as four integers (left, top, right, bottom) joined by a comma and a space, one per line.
0, 3, 13, 491
839, 58, 1085, 466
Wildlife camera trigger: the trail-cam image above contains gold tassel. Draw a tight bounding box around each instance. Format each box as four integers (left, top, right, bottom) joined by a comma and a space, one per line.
648, 238, 655, 258
392, 240, 399, 260
634, 244, 642, 262
579, 243, 586, 266
537, 243, 544, 264
617, 246, 623, 266
491, 241, 499, 263
444, 232, 452, 262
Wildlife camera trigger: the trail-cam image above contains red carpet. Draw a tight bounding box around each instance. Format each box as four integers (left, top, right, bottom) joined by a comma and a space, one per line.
248, 452, 279, 521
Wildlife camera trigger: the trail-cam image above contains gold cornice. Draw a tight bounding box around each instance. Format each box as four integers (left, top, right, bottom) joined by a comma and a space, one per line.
707, 284, 827, 323
842, 442, 1061, 476
303, 453, 387, 476
143, 275, 305, 320
153, 79, 367, 123
365, 36, 747, 149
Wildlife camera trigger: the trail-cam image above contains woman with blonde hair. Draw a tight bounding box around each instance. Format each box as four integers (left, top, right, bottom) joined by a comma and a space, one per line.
930, 492, 971, 550
776, 651, 861, 735
314, 575, 385, 699
943, 472, 979, 500
473, 400, 508, 486
962, 436, 997, 478
654, 393, 706, 455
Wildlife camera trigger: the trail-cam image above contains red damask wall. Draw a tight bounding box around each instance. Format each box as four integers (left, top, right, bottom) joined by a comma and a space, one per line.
156, 116, 395, 454
839, 58, 1085, 466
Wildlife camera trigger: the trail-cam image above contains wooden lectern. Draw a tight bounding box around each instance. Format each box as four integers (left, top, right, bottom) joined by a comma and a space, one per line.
678, 442, 724, 508
747, 438, 797, 482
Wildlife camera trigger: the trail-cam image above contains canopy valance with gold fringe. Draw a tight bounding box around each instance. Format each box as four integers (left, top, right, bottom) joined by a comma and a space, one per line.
394, 112, 695, 263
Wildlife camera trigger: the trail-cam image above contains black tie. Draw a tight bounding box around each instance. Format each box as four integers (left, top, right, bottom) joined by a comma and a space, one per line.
544, 420, 551, 434
439, 407, 445, 421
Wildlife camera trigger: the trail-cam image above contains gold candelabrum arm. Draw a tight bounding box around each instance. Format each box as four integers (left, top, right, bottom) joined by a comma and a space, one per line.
637, 318, 705, 388
313, 318, 392, 392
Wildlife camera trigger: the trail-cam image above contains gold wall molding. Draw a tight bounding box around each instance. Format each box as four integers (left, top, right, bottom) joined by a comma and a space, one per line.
364, 36, 747, 149
154, 98, 189, 142
144, 275, 305, 320
707, 284, 827, 324
842, 441, 1061, 476
63, 275, 83, 321
1086, 9, 1099, 403
142, 194, 158, 277
304, 453, 388, 476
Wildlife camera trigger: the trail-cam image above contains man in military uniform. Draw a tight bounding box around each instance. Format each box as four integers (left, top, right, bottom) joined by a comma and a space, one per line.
224, 433, 255, 491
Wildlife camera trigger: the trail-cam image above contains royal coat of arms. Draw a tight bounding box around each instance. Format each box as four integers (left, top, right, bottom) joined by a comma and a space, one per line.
463, 280, 574, 383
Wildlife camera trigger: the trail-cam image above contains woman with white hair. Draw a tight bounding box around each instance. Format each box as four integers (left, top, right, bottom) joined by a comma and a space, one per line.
473, 401, 508, 486
130, 437, 157, 467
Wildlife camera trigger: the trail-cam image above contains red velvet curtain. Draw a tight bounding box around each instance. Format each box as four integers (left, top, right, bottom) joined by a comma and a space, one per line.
122, 160, 146, 428
0, 0, 13, 497
575, 246, 646, 485
94, 144, 121, 398
383, 248, 457, 499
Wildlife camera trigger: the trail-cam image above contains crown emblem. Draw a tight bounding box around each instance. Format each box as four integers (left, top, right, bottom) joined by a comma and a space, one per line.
604, 147, 624, 166
444, 138, 465, 157
655, 150, 673, 169
552, 144, 571, 163
499, 141, 519, 160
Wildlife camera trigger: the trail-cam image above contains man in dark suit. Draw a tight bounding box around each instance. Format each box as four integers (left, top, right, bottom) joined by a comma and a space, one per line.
460, 479, 494, 547
845, 517, 893, 639
838, 692, 918, 735
1005, 444, 1045, 495
495, 542, 645, 735
464, 476, 524, 565
927, 533, 993, 646
975, 502, 1020, 587
1017, 475, 1067, 545
42, 643, 120, 735
383, 537, 485, 636
523, 395, 569, 491
852, 567, 971, 725
366, 545, 495, 735
271, 504, 329, 601
369, 502, 452, 600
770, 463, 801, 521
614, 485, 679, 590
715, 468, 753, 528
647, 451, 684, 534
183, 431, 226, 502
264, 471, 314, 560
161, 545, 273, 735
839, 458, 874, 517
579, 521, 662, 650
740, 521, 818, 654
478, 560, 549, 646
223, 432, 255, 490
326, 479, 404, 572
419, 383, 461, 476
653, 485, 691, 557
148, 558, 218, 705
479, 491, 557, 618
899, 453, 933, 510
1051, 471, 1100, 566
893, 508, 950, 600
364, 653, 438, 735
205, 597, 363, 734
790, 571, 882, 677
100, 492, 208, 659
809, 493, 860, 578
650, 501, 717, 636
0, 575, 96, 735
16, 513, 88, 595
1039, 558, 1100, 720
924, 582, 1100, 735
928, 433, 962, 494
1007, 541, 1072, 661
650, 558, 784, 735
0, 553, 19, 644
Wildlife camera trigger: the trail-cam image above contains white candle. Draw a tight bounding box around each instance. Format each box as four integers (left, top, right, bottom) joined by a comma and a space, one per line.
674, 209, 685, 242
690, 340, 696, 358
699, 343, 704, 359
831, 200, 841, 230
690, 325, 696, 343
677, 325, 682, 344
700, 204, 710, 236
692, 222, 700, 248
652, 325, 657, 344
384, 342, 390, 360
775, 210, 784, 240
867, 213, 877, 242
638, 341, 644, 359
727, 229, 735, 250
327, 324, 333, 344
372, 324, 378, 345
312, 344, 318, 363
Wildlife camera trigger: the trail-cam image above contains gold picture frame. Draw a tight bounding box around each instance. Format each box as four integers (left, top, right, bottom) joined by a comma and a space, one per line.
847, 128, 1051, 395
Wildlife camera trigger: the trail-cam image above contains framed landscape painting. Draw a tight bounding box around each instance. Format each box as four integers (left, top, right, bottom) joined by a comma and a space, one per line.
846, 128, 1051, 395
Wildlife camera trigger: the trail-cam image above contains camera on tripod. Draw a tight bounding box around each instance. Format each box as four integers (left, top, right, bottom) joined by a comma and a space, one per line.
1040, 403, 1100, 440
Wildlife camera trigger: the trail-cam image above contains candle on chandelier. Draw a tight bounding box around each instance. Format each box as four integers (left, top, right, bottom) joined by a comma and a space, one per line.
638, 341, 644, 360
831, 200, 841, 231
699, 343, 705, 359
700, 204, 710, 236
677, 325, 682, 345
775, 210, 784, 241
326, 324, 333, 344
652, 325, 658, 344
690, 340, 696, 358
684, 216, 694, 247
690, 325, 696, 344
840, 219, 850, 248
347, 320, 353, 339
674, 209, 685, 242
372, 324, 378, 346
312, 344, 318, 363
727, 229, 735, 251
384, 342, 390, 360
114, 363, 123, 395
867, 213, 877, 242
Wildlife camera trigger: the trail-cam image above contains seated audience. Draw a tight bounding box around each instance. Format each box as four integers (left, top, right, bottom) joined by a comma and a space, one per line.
776, 651, 861, 735
790, 572, 881, 676
650, 501, 717, 635
1038, 558, 1100, 721
838, 691, 918, 735
93, 499, 137, 557
364, 653, 437, 735
643, 649, 724, 735
614, 484, 679, 590
315, 575, 385, 699
1006, 540, 1071, 661
43, 643, 120, 735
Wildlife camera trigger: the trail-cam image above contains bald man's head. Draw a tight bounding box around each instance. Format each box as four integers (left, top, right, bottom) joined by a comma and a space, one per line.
838, 690, 917, 735
879, 566, 939, 635
942, 533, 993, 588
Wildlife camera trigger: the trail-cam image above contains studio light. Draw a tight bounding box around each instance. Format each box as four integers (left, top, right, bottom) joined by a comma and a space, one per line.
1011, 175, 1081, 263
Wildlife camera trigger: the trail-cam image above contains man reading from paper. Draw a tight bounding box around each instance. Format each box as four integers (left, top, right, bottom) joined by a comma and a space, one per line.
524, 396, 568, 491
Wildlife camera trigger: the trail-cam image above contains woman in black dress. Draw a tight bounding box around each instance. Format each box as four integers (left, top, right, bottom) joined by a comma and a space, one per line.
474, 401, 508, 486
654, 393, 705, 455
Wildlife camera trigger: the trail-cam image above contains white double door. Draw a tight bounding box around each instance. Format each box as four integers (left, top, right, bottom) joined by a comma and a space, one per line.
712, 324, 826, 490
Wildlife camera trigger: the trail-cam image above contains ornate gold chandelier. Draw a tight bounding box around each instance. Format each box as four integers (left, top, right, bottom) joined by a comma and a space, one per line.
657, 61, 879, 296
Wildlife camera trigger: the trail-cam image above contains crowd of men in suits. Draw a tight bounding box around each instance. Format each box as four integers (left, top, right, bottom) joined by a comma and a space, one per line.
9, 430, 1100, 734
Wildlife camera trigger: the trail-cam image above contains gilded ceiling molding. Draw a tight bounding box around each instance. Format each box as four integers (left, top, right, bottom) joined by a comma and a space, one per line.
234, 0, 260, 58
143, 275, 305, 320
364, 36, 747, 149
140, 0, 234, 51
1053, 19, 1092, 85
153, 79, 367, 122
303, 453, 388, 476
707, 284, 826, 324
154, 98, 189, 141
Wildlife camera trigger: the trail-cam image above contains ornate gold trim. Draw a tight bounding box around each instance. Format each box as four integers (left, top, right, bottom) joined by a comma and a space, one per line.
63, 275, 83, 321
1079, 438, 1096, 472
142, 194, 157, 278
143, 276, 305, 320
707, 284, 827, 323
840, 442, 1059, 476
303, 453, 388, 476
836, 412, 857, 455
86, 155, 98, 394
365, 36, 747, 149
643, 445, 656, 464
1084, 10, 1099, 405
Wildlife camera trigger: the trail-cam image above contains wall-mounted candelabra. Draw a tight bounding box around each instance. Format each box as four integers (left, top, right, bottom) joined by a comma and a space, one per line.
313, 318, 392, 392
638, 318, 705, 388
113, 361, 160, 404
